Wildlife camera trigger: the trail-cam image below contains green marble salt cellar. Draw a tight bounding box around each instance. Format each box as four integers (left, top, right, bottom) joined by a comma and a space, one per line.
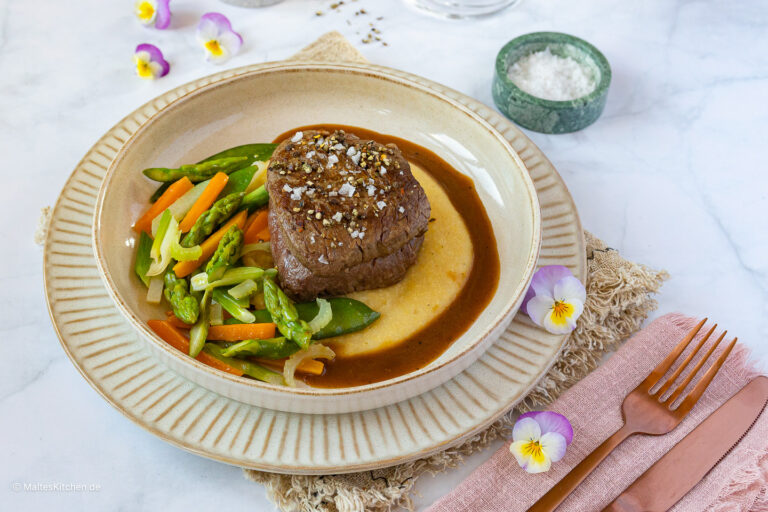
493, 32, 611, 134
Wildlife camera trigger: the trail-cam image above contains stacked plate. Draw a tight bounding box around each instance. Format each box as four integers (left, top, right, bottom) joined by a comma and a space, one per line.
44, 62, 584, 473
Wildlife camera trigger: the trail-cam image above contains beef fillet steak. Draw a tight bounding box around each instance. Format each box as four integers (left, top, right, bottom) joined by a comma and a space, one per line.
267, 129, 430, 299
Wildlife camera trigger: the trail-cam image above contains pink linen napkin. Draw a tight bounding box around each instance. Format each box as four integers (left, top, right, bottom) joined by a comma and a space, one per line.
428, 314, 768, 512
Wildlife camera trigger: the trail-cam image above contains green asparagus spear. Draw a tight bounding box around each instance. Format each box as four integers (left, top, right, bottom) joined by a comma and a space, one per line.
220, 337, 300, 359
163, 268, 200, 324
181, 192, 244, 248
239, 185, 269, 212
188, 292, 211, 358
142, 156, 248, 183
263, 277, 312, 349
205, 225, 243, 281
203, 344, 285, 385
148, 143, 278, 203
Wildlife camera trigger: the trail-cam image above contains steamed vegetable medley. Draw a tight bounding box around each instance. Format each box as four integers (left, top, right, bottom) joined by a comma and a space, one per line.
133, 144, 380, 386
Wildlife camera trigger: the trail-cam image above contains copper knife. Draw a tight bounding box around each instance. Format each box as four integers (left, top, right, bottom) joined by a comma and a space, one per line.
603, 375, 768, 512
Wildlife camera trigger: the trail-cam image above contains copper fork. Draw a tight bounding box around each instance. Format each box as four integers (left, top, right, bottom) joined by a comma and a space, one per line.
528, 318, 737, 512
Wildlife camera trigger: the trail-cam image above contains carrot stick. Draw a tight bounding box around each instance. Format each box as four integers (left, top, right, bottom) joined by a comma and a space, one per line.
173, 210, 248, 277
243, 209, 266, 233
133, 177, 193, 233
179, 172, 229, 232
147, 320, 243, 376
259, 358, 325, 376
243, 210, 269, 244
254, 228, 271, 242
206, 323, 276, 342
165, 315, 192, 329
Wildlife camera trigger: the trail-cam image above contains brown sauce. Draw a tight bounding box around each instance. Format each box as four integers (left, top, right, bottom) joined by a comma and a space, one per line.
272, 125, 500, 388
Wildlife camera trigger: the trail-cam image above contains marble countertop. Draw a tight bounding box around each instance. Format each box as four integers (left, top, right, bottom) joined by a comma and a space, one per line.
3, 0, 766, 510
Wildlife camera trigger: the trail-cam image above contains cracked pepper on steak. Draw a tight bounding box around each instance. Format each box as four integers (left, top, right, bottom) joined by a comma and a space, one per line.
267, 129, 431, 301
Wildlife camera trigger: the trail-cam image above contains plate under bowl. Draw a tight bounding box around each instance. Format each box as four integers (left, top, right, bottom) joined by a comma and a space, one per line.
92, 62, 541, 414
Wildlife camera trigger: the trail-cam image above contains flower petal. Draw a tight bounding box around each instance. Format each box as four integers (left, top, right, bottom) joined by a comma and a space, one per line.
526, 295, 555, 327
218, 30, 243, 55
509, 440, 532, 468
134, 0, 157, 25
199, 12, 233, 33
534, 411, 573, 445
135, 43, 162, 62
530, 265, 572, 299
523, 284, 536, 313
154, 0, 171, 29
134, 44, 169, 78
554, 276, 586, 304
539, 432, 567, 462
512, 417, 541, 443
541, 304, 579, 334
523, 447, 551, 473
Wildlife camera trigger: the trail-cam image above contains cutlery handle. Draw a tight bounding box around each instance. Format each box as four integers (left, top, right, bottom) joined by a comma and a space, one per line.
528, 425, 634, 512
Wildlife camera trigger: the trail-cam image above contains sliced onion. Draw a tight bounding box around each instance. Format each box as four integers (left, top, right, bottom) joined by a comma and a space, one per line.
170, 241, 202, 262
245, 161, 268, 193
146, 276, 165, 304
308, 298, 332, 333
190, 272, 209, 292
241, 242, 271, 255
209, 302, 223, 326
283, 344, 335, 387
146, 215, 179, 276
228, 279, 258, 300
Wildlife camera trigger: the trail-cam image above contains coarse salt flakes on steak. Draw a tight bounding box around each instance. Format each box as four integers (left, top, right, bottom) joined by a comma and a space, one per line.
267, 129, 430, 278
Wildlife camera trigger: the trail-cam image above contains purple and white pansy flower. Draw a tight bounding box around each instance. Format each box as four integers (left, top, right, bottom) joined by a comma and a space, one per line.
509, 411, 573, 473
134, 44, 170, 80
134, 0, 171, 29
196, 13, 243, 64
524, 265, 586, 334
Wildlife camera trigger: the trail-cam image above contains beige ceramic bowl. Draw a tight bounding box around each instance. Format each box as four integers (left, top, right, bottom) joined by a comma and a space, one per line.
93, 62, 541, 414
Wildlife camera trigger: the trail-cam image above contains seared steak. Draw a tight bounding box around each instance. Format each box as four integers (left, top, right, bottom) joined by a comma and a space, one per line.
271, 218, 425, 301
267, 129, 430, 298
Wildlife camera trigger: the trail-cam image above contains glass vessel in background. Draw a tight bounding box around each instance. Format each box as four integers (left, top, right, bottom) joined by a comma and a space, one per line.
219, 0, 284, 7
406, 0, 521, 18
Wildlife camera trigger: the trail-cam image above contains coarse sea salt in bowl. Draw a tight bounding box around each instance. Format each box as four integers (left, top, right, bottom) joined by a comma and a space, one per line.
493, 32, 611, 134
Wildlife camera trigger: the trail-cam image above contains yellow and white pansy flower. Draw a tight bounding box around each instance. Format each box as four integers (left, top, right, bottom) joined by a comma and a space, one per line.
510, 411, 573, 474
525, 265, 586, 334
134, 0, 171, 29
134, 44, 170, 80
196, 12, 243, 64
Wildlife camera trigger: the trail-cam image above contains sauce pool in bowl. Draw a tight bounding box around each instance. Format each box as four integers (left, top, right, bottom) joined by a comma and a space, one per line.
273, 125, 500, 388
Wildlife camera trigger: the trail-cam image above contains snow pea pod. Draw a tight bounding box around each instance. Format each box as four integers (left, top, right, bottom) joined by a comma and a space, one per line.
297, 298, 380, 340
220, 337, 300, 359
224, 297, 380, 340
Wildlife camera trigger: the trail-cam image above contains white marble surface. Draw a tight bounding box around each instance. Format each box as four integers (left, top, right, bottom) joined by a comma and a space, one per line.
2, 0, 767, 510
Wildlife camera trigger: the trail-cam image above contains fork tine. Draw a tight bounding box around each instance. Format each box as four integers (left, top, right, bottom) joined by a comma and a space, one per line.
641, 318, 707, 389
653, 324, 716, 397
665, 330, 726, 404
676, 337, 738, 415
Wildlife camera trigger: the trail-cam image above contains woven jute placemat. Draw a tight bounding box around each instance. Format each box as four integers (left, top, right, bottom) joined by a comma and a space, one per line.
240, 32, 669, 512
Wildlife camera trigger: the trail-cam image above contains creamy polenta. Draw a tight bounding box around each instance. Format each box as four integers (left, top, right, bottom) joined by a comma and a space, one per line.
328, 163, 473, 357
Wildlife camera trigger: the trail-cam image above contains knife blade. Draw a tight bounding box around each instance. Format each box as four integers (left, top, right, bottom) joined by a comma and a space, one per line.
603, 375, 768, 512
